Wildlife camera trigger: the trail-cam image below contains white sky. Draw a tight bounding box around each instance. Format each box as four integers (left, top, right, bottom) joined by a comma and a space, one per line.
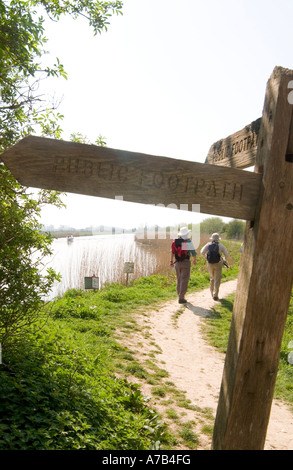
37, 0, 293, 229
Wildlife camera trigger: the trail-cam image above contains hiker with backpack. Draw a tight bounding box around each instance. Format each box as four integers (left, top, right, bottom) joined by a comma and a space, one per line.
170, 227, 197, 304
200, 233, 229, 301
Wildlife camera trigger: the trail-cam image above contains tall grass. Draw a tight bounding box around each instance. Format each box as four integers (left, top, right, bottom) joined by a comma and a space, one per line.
47, 235, 162, 298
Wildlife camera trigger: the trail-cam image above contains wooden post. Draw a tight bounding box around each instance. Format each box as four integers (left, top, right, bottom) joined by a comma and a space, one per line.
124, 262, 134, 286
212, 67, 293, 450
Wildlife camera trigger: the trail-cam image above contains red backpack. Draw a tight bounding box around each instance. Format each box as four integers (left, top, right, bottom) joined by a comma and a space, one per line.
172, 238, 188, 261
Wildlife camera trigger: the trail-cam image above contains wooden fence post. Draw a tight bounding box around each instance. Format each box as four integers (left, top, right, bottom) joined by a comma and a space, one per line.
212, 66, 293, 450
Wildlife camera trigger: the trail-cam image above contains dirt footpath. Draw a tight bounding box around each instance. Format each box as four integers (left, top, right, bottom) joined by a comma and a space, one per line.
130, 279, 293, 450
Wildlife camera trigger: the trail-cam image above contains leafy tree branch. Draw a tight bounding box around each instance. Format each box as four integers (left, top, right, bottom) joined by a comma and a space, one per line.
0, 0, 123, 350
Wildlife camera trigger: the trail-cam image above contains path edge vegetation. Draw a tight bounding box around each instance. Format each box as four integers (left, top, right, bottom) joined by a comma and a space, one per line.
0, 238, 292, 450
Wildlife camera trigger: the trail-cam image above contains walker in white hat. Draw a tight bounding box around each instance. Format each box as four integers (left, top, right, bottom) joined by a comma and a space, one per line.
178, 227, 191, 237
210, 233, 221, 241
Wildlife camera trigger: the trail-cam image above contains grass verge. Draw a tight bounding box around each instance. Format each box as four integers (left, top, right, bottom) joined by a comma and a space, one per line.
0, 238, 260, 450
203, 293, 293, 409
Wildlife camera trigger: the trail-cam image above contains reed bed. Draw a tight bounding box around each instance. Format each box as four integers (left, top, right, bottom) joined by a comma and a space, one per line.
47, 235, 172, 299
46, 231, 232, 299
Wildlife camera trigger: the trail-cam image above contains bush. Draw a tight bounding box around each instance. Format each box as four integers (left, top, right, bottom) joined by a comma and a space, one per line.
0, 166, 63, 350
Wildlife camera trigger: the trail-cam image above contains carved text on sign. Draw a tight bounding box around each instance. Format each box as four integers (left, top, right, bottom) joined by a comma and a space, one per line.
53, 156, 128, 181
211, 131, 258, 164
205, 118, 261, 169
53, 155, 243, 201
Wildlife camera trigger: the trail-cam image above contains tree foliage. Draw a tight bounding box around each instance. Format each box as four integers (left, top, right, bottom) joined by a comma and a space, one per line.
200, 217, 245, 240
0, 165, 65, 349
0, 0, 123, 150
35, 0, 123, 34
0, 0, 123, 350
225, 219, 245, 240
200, 217, 225, 235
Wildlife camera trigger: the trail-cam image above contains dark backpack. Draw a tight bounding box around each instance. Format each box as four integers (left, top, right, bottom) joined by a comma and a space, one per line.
207, 241, 221, 264
172, 238, 188, 261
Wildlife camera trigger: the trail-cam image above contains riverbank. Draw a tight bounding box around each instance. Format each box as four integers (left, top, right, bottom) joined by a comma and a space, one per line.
41, 230, 242, 300
1, 239, 292, 450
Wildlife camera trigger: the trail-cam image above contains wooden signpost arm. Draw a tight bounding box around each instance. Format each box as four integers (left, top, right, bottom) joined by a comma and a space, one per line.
0, 135, 261, 221
205, 118, 261, 169
212, 66, 293, 450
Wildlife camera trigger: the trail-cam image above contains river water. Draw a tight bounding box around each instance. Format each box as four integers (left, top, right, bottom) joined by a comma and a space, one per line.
42, 233, 160, 299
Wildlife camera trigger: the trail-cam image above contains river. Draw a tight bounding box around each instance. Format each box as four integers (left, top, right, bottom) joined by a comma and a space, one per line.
42, 233, 161, 300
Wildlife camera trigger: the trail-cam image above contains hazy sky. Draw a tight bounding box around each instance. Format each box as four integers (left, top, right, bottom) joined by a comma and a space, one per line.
38, 0, 293, 229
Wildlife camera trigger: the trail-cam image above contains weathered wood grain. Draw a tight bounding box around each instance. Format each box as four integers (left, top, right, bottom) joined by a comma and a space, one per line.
213, 66, 293, 450
0, 135, 262, 220
205, 118, 261, 169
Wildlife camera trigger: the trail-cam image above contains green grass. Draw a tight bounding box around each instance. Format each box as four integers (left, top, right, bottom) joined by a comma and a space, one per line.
2, 237, 290, 449
178, 421, 199, 449
203, 294, 235, 353
0, 239, 243, 450
204, 292, 293, 408
0, 319, 172, 450
0, 276, 178, 450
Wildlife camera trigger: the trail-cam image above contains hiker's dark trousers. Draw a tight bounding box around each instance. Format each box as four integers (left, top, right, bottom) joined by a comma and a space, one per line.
175, 259, 191, 300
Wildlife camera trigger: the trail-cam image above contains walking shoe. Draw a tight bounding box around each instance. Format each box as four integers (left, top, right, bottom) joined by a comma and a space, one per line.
179, 298, 187, 304
213, 296, 219, 301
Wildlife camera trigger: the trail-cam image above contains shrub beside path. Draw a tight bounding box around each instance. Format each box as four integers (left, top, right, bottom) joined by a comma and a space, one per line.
122, 279, 293, 450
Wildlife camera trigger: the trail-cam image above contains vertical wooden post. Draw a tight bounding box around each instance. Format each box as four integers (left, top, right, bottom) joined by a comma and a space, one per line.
212, 67, 293, 450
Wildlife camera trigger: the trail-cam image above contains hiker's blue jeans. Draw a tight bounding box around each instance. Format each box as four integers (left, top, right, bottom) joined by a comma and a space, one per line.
175, 259, 191, 300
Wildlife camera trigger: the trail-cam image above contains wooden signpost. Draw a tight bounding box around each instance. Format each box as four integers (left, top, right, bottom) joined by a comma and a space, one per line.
124, 262, 134, 286
1, 66, 293, 450
0, 134, 261, 221
211, 66, 293, 450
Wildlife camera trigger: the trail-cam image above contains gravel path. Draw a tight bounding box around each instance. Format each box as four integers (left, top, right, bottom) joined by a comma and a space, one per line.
122, 279, 293, 450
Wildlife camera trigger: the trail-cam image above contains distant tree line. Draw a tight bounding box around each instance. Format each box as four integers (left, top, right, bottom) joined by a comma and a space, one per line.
200, 217, 245, 240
